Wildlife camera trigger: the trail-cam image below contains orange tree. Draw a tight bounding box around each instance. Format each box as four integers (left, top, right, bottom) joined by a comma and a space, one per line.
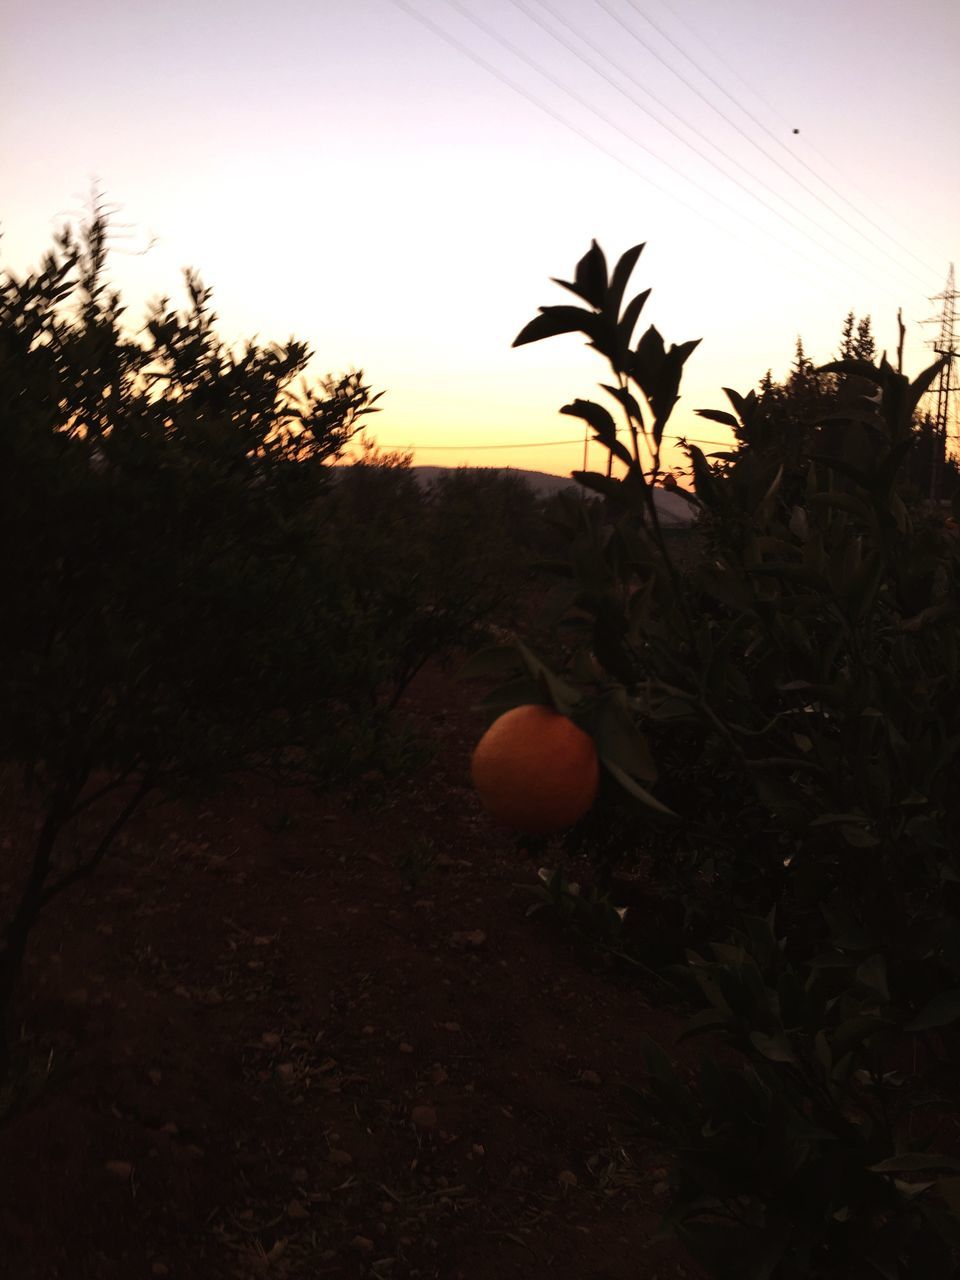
469, 240, 960, 1277
0, 208, 378, 1079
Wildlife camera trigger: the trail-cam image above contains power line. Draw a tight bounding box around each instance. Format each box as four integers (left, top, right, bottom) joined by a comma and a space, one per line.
648, 0, 948, 277
370, 431, 729, 450
601, 0, 942, 293
612, 0, 943, 290
377, 437, 587, 449
446, 0, 886, 291
514, 0, 926, 301
386, 0, 757, 250
388, 0, 883, 300
400, 0, 917, 309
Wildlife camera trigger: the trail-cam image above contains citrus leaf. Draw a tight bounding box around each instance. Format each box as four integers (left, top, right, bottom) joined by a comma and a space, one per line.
602, 757, 675, 815
572, 470, 626, 502
694, 408, 740, 429
593, 697, 658, 784
906, 989, 960, 1032
608, 243, 645, 316
512, 305, 597, 348
871, 1154, 960, 1174
749, 1031, 797, 1064
618, 287, 652, 348
455, 645, 523, 682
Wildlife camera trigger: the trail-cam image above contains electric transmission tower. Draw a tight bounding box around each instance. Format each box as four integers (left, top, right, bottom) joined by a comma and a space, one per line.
924, 263, 959, 502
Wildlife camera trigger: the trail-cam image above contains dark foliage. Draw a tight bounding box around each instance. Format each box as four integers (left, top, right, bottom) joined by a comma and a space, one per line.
473, 239, 960, 1277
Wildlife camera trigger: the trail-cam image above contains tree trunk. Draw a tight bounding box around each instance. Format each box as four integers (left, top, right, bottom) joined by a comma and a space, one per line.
0, 773, 154, 1084
0, 783, 78, 1083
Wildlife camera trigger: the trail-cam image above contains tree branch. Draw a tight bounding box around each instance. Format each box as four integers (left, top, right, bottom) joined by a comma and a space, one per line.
65, 764, 141, 821
40, 775, 155, 907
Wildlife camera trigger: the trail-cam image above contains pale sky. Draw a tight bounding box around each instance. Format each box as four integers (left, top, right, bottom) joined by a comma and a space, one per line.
2, 0, 957, 477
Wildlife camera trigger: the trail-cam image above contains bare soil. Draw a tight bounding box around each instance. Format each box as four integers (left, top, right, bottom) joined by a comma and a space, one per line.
0, 661, 699, 1280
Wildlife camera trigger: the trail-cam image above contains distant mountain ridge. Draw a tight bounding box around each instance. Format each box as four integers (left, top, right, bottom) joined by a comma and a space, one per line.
406, 464, 578, 499
331, 463, 697, 524
411, 465, 697, 526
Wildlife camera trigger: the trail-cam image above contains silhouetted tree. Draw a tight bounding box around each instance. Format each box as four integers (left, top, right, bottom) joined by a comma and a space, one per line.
0, 206, 380, 1077
716, 311, 955, 500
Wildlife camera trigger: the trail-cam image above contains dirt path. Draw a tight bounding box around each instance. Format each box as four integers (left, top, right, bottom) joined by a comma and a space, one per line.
0, 663, 695, 1280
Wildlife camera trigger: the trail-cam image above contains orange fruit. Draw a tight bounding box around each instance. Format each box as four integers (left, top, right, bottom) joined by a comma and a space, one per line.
470, 704, 600, 836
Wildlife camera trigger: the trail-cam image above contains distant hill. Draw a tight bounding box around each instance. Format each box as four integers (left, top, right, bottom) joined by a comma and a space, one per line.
406, 464, 579, 500
410, 466, 698, 526
332, 463, 698, 526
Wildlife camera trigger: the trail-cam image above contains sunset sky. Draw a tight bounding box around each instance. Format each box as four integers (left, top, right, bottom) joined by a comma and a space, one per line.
2, 0, 957, 478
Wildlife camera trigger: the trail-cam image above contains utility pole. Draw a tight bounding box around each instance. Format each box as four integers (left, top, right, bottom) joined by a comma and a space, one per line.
924, 263, 959, 503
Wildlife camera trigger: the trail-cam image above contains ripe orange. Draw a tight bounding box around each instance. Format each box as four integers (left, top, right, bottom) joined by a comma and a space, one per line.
470, 704, 600, 836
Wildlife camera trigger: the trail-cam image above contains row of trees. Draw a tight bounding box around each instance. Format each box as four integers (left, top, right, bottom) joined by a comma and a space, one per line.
0, 210, 550, 1081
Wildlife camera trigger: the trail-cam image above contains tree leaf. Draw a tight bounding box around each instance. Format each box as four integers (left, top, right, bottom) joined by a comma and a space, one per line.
618, 287, 652, 350
676, 1009, 732, 1042
906, 989, 960, 1032
818, 358, 883, 383
907, 354, 950, 415
749, 1031, 797, 1064
561, 399, 633, 467
855, 953, 889, 1001
840, 823, 881, 848
831, 1014, 889, 1058
601, 382, 644, 428
694, 408, 740, 429
512, 305, 597, 348
572, 469, 626, 502
560, 398, 616, 438
602, 757, 675, 815
688, 445, 721, 510
608, 243, 645, 316
593, 692, 658, 784
574, 239, 608, 308
871, 1154, 960, 1174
